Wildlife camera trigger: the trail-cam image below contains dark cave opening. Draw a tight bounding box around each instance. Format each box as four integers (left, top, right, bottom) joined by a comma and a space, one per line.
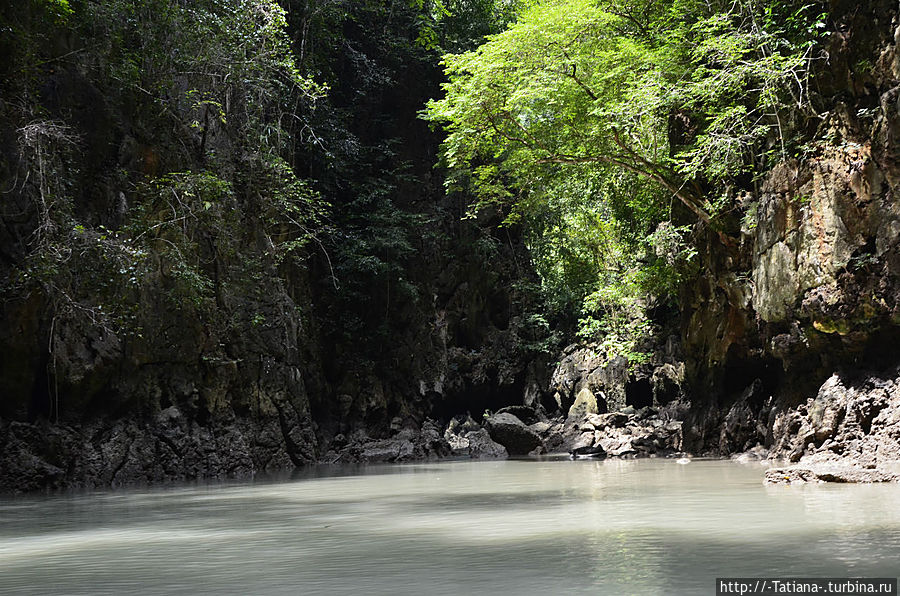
625, 377, 653, 409
430, 380, 524, 423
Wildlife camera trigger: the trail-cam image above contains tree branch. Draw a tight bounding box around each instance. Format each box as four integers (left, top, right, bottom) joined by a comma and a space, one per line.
561, 51, 598, 101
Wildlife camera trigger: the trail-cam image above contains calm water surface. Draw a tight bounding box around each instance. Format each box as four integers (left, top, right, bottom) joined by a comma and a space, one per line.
1, 458, 899, 595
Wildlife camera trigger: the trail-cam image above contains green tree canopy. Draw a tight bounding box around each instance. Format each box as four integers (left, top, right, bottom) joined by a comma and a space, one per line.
426, 0, 823, 224
424, 0, 825, 349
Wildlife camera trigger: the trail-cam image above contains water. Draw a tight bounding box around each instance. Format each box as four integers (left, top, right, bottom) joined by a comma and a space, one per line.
1, 458, 899, 595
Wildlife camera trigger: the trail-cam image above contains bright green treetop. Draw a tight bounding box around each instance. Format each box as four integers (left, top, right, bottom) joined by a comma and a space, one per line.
425, 0, 824, 349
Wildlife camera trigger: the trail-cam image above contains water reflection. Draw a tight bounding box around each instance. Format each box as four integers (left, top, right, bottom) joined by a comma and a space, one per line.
1, 459, 900, 595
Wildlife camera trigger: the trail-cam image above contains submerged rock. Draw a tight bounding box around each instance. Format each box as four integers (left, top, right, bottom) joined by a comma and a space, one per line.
570, 444, 607, 459
765, 464, 899, 484
731, 445, 770, 463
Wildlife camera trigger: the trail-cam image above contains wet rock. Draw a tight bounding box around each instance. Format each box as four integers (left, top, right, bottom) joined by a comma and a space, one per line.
443, 416, 507, 459
570, 431, 599, 451
541, 421, 570, 453
545, 402, 686, 457
0, 410, 316, 493
570, 444, 607, 459
359, 436, 417, 462
767, 369, 900, 477
731, 445, 770, 463
342, 420, 451, 463
445, 428, 471, 453
420, 419, 451, 456
445, 414, 481, 437
485, 412, 542, 455
765, 464, 899, 484
598, 434, 636, 456
0, 423, 68, 492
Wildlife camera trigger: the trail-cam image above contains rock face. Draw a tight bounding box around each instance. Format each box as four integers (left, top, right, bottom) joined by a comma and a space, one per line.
715, 366, 900, 484
0, 4, 551, 492
667, 3, 900, 481
0, 408, 316, 493
6, 0, 900, 492
549, 345, 686, 419
769, 370, 900, 471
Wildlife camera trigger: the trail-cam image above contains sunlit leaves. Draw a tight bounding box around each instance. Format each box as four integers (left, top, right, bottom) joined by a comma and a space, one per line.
425, 0, 824, 351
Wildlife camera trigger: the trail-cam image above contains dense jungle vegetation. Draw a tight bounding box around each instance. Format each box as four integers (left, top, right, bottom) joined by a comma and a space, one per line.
426, 0, 826, 360
0, 0, 826, 422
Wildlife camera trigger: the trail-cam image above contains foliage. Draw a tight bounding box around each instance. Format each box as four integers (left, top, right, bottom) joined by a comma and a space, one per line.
83, 0, 326, 160
425, 0, 825, 355
282, 0, 449, 360
410, 0, 523, 52
1, 0, 330, 343
2, 120, 151, 341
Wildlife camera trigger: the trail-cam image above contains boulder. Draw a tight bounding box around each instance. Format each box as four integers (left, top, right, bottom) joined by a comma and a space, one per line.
566, 387, 600, 423
599, 434, 636, 456
444, 418, 508, 459
461, 429, 508, 459
528, 421, 552, 435
571, 431, 598, 451
496, 405, 541, 425
570, 444, 607, 459
485, 412, 543, 455
360, 437, 417, 462
342, 421, 451, 463
586, 412, 628, 429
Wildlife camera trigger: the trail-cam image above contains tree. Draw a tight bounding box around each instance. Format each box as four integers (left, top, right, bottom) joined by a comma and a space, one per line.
424, 0, 824, 345
425, 0, 823, 227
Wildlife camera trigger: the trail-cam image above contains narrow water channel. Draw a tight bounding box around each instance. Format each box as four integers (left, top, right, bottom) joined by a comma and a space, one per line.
2, 458, 899, 595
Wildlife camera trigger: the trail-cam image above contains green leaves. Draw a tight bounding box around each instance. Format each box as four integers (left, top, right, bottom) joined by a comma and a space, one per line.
40, 0, 73, 20
426, 0, 703, 226
428, 0, 823, 218
425, 0, 824, 356
671, 4, 817, 180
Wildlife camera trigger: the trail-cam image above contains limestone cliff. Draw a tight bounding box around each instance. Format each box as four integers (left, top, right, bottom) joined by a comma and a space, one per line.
544, 1, 900, 479
684, 0, 898, 437
5, 0, 900, 492
0, 2, 549, 492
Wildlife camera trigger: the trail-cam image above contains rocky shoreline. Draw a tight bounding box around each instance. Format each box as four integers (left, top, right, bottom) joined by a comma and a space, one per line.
277, 358, 900, 487
761, 369, 900, 485
5, 356, 900, 492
